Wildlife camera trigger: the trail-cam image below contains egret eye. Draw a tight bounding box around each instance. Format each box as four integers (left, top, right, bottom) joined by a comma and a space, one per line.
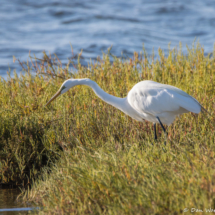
61, 85, 66, 92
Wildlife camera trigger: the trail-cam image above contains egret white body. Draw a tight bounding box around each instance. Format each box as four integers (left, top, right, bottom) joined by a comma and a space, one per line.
46, 79, 203, 140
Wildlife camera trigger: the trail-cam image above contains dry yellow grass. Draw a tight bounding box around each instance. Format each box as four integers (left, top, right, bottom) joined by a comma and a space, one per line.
0, 42, 215, 214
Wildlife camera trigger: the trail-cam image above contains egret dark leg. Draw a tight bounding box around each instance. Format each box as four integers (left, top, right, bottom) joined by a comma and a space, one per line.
154, 123, 157, 140
156, 117, 166, 133
156, 117, 168, 145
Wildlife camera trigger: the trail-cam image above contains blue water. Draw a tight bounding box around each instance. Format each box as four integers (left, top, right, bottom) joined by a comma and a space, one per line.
0, 0, 215, 77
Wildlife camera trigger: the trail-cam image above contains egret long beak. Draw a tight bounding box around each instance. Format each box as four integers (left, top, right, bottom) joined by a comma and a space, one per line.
45, 90, 61, 106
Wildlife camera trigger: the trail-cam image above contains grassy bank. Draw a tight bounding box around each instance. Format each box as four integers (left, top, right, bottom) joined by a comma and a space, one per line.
1, 43, 215, 213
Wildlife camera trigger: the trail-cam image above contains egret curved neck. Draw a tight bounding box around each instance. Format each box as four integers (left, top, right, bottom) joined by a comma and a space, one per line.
75, 79, 126, 111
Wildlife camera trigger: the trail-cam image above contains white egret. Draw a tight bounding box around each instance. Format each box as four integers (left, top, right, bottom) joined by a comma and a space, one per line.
45, 79, 205, 142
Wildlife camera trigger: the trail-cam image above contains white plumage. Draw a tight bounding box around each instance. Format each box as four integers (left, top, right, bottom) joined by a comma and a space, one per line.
127, 80, 201, 125
46, 78, 203, 140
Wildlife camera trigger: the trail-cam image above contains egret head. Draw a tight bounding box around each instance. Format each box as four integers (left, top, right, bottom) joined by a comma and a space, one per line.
45, 79, 75, 106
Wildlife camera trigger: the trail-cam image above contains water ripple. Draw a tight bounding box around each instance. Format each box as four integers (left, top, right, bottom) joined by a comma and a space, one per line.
0, 0, 215, 77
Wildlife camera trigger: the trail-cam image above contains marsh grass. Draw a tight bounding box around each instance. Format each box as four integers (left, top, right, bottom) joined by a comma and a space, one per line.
1, 42, 215, 213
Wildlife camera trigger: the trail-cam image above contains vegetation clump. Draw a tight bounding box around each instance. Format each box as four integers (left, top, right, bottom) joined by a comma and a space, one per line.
1, 43, 215, 214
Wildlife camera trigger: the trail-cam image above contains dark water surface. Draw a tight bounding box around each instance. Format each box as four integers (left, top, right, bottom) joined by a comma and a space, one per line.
0, 189, 36, 214
0, 0, 215, 77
